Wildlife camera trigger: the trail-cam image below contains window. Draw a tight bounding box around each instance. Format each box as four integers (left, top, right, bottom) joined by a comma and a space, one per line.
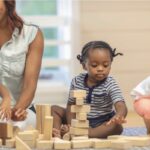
17, 0, 72, 86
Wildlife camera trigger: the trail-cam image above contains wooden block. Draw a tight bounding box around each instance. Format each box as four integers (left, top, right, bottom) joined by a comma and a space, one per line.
92, 139, 112, 148
71, 105, 90, 113
123, 136, 150, 147
43, 116, 53, 140
36, 140, 53, 149
111, 139, 132, 149
71, 135, 88, 140
75, 98, 84, 105
0, 123, 13, 138
5, 138, 15, 148
76, 113, 87, 120
36, 104, 51, 134
71, 119, 89, 128
107, 135, 127, 140
70, 127, 88, 135
71, 139, 92, 149
63, 133, 71, 141
71, 90, 86, 98
18, 131, 35, 141
54, 139, 71, 150
13, 126, 21, 136
0, 138, 2, 146
36, 104, 42, 133
15, 136, 31, 150
24, 140, 36, 148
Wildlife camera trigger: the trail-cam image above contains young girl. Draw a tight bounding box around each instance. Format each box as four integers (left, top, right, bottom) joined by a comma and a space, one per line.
52, 41, 127, 138
131, 76, 150, 134
0, 84, 11, 120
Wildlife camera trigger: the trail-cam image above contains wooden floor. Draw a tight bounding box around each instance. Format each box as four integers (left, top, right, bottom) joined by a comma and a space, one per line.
123, 111, 145, 128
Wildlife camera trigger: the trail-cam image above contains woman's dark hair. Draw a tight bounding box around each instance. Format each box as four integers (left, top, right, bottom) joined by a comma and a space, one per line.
77, 41, 123, 64
4, 0, 24, 33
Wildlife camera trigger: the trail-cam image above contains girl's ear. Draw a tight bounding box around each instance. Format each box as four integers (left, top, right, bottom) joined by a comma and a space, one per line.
82, 63, 87, 70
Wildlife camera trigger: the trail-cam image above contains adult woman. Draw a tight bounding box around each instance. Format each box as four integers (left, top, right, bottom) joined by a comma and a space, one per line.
0, 0, 44, 129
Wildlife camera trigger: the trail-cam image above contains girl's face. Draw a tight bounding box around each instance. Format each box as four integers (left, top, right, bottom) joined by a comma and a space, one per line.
84, 48, 111, 85
0, 0, 7, 23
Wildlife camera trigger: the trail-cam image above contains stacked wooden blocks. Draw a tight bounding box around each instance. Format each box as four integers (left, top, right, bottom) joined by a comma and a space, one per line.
70, 90, 92, 149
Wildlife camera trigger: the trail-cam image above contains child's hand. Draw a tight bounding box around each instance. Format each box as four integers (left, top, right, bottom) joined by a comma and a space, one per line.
11, 108, 27, 121
60, 124, 70, 136
52, 128, 61, 138
106, 114, 126, 126
0, 98, 11, 120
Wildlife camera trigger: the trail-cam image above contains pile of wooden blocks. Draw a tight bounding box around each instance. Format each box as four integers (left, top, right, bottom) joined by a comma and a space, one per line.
1, 92, 150, 149
69, 89, 92, 148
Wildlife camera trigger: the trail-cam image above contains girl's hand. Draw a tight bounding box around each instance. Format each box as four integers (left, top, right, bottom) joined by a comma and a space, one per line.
60, 124, 70, 136
106, 114, 126, 126
0, 98, 11, 120
52, 128, 61, 138
11, 108, 27, 121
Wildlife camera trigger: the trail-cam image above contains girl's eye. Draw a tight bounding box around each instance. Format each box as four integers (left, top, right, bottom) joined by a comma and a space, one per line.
91, 64, 97, 67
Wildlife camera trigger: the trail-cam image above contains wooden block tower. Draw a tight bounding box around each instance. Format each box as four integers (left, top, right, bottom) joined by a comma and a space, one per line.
70, 90, 90, 140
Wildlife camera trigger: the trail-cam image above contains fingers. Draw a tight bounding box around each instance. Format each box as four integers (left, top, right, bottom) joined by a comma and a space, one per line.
106, 115, 126, 126
52, 128, 61, 138
11, 108, 27, 121
0, 108, 11, 120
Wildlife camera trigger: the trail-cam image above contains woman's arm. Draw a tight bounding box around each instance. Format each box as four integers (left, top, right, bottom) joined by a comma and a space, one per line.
14, 29, 44, 110
0, 84, 10, 99
0, 84, 11, 119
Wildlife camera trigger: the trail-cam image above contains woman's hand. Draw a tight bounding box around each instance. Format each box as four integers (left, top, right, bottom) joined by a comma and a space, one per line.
11, 108, 27, 121
0, 98, 11, 120
106, 114, 126, 126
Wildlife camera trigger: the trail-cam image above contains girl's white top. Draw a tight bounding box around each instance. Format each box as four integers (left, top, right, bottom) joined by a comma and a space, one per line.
0, 23, 38, 106
131, 76, 150, 100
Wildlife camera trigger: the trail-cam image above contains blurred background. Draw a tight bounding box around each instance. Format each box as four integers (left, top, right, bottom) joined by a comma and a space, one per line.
16, 0, 150, 112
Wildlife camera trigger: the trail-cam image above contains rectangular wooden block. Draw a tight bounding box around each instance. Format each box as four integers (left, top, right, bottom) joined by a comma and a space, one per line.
71, 105, 90, 113
124, 136, 150, 147
70, 127, 88, 136
76, 113, 87, 120
5, 138, 15, 148
70, 90, 86, 98
18, 131, 35, 141
0, 123, 13, 138
71, 140, 92, 149
71, 119, 89, 128
36, 140, 53, 149
36, 104, 51, 134
71, 135, 88, 140
43, 116, 53, 140
76, 98, 84, 105
92, 139, 112, 148
0, 138, 2, 146
15, 136, 31, 150
54, 139, 71, 150
111, 139, 132, 149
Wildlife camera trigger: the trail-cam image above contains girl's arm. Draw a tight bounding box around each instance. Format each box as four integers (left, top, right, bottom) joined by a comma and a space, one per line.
13, 29, 44, 114
114, 101, 128, 117
106, 101, 127, 125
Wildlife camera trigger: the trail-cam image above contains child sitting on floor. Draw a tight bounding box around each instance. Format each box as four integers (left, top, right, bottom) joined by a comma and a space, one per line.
52, 41, 128, 138
131, 76, 150, 134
